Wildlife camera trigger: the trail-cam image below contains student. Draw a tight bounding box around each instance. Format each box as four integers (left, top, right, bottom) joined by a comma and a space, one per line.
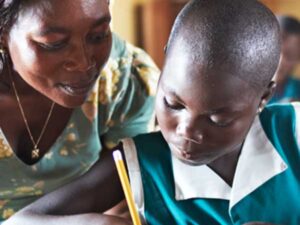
5, 0, 300, 225
269, 16, 300, 103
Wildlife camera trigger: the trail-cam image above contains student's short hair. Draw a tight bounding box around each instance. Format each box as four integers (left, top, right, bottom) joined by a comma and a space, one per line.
277, 15, 300, 34
166, 0, 281, 91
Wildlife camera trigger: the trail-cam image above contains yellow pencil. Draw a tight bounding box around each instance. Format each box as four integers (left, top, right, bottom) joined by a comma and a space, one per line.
113, 150, 142, 225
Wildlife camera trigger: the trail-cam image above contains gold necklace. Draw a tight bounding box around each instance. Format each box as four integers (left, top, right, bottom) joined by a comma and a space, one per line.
10, 77, 55, 159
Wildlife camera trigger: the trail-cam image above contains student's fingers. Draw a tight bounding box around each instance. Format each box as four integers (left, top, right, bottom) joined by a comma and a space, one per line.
102, 215, 133, 225
104, 199, 130, 220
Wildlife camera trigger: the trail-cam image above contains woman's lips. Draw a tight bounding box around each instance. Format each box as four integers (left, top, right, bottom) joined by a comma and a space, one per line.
58, 74, 98, 96
58, 83, 93, 96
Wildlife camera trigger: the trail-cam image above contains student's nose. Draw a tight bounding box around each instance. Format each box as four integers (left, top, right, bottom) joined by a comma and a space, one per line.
176, 117, 203, 144
64, 41, 95, 72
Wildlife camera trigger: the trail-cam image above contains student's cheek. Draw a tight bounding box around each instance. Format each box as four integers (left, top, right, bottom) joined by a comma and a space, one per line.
206, 120, 250, 149
156, 101, 177, 136
226, 121, 251, 147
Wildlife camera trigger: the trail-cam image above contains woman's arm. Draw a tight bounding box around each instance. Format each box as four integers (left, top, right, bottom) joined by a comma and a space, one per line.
4, 148, 129, 225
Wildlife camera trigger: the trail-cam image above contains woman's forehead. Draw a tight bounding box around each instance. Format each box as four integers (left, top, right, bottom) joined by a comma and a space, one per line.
11, 0, 110, 34
19, 0, 109, 20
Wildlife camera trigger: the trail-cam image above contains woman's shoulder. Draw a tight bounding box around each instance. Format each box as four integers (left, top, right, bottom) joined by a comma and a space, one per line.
94, 33, 159, 105
109, 33, 159, 71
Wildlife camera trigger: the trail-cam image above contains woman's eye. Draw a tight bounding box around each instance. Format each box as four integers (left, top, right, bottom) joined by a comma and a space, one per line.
37, 41, 66, 51
163, 97, 183, 110
89, 29, 111, 43
209, 115, 233, 127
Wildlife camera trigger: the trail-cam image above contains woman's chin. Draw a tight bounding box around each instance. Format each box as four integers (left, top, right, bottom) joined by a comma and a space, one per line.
50, 95, 88, 109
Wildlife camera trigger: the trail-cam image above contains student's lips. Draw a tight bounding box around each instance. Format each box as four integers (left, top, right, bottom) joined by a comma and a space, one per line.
170, 143, 210, 161
170, 144, 196, 159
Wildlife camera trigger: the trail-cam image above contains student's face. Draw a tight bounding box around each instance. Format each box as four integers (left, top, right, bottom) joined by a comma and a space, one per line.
156, 52, 263, 166
276, 34, 300, 83
5, 0, 112, 108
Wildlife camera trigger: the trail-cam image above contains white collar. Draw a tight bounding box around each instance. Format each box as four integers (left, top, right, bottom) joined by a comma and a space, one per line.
172, 116, 288, 208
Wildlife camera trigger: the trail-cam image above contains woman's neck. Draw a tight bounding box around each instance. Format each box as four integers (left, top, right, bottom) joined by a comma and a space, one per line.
0, 68, 48, 102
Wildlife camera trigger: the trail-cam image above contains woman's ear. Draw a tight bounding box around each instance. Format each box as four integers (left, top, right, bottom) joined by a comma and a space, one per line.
257, 81, 276, 113
0, 31, 9, 49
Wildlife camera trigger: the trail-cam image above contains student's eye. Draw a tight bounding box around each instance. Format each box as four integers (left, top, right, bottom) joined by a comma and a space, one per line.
209, 115, 233, 127
37, 41, 66, 51
88, 28, 111, 44
163, 97, 184, 110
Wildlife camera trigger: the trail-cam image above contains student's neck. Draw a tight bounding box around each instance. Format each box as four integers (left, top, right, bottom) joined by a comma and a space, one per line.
207, 144, 242, 187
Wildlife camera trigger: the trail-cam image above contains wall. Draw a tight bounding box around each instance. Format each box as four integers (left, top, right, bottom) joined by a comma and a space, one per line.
111, 0, 300, 43
275, 0, 300, 19
110, 0, 147, 45
274, 0, 300, 76
111, 0, 300, 74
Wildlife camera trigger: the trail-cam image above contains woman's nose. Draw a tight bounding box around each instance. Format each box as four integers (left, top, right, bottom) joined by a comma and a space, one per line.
176, 121, 203, 144
63, 42, 95, 72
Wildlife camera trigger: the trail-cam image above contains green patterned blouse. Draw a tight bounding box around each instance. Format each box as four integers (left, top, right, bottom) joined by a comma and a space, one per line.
0, 33, 160, 222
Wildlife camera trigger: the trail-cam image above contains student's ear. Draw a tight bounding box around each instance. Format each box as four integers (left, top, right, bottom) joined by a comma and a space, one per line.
257, 81, 276, 113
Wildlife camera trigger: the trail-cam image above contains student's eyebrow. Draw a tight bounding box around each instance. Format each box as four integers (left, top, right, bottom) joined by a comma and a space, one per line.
163, 85, 185, 103
207, 106, 245, 115
163, 84, 246, 114
35, 15, 111, 36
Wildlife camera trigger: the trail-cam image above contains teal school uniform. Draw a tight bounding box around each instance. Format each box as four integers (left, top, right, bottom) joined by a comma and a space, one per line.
123, 103, 300, 225
269, 76, 300, 104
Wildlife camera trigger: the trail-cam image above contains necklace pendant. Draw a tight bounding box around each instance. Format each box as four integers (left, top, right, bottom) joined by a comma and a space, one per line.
32, 148, 40, 159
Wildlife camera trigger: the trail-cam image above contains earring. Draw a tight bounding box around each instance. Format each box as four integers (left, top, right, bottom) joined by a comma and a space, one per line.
0, 44, 8, 57
257, 107, 263, 114
0, 46, 6, 67
257, 99, 267, 114
0, 47, 5, 54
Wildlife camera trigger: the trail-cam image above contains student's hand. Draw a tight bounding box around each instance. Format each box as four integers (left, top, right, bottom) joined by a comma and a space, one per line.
105, 200, 130, 220
99, 215, 133, 225
243, 222, 282, 225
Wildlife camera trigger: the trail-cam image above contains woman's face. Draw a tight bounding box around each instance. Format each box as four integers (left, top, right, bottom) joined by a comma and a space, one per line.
5, 0, 112, 108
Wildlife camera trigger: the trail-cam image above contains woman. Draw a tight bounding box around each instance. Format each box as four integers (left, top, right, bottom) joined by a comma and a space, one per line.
0, 0, 159, 222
